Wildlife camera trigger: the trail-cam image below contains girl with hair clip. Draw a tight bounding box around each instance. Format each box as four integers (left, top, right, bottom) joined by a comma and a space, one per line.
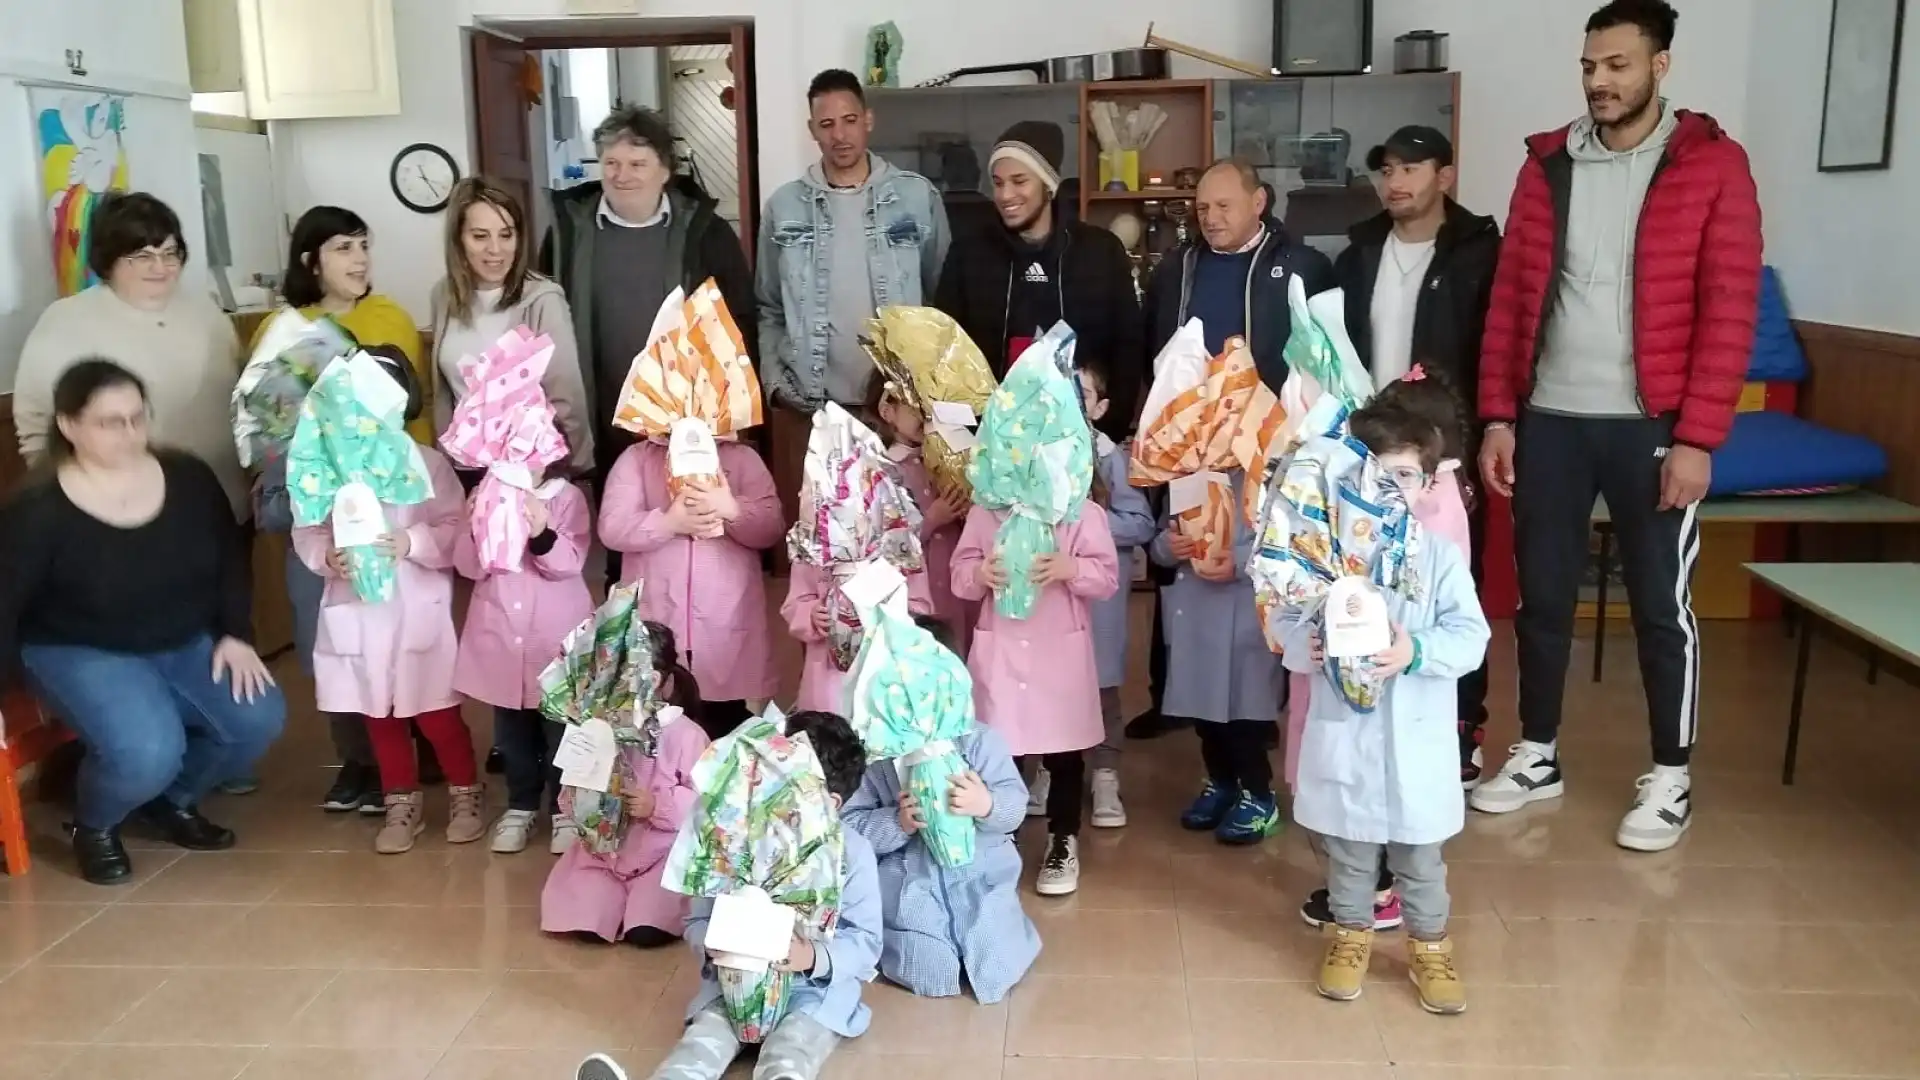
1293, 362, 1475, 933
540, 620, 711, 948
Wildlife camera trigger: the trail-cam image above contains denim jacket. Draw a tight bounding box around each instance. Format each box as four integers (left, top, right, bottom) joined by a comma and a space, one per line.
755, 154, 950, 409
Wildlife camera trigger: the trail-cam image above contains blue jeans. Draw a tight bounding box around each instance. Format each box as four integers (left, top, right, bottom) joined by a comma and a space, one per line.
20, 635, 287, 831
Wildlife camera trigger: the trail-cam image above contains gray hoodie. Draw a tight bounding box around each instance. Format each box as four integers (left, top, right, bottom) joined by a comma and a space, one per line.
1531, 103, 1678, 417
429, 275, 595, 476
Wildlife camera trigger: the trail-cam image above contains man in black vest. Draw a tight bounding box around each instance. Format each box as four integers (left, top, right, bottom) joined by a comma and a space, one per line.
1334, 125, 1501, 786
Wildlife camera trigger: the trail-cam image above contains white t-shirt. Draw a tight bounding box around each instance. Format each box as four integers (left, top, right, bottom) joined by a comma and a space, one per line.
436, 287, 516, 389
1369, 233, 1437, 389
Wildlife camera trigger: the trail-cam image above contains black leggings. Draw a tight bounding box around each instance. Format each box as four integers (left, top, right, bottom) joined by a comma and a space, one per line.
494, 707, 562, 813
1028, 751, 1086, 837
1197, 720, 1277, 799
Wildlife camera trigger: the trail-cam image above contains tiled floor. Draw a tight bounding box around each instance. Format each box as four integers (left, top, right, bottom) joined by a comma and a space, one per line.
5, 599, 1920, 1079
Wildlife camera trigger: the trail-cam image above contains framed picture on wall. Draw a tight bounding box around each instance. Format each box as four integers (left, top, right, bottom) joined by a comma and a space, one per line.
1818, 0, 1906, 172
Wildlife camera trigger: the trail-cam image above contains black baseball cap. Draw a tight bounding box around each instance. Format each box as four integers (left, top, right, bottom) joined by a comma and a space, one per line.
1366, 125, 1454, 171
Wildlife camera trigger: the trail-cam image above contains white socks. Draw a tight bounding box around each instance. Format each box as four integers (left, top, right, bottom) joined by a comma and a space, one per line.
1651, 763, 1690, 783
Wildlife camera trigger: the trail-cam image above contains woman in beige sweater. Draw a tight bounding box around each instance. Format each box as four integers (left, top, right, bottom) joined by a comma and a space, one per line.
13, 192, 246, 518
430, 177, 593, 476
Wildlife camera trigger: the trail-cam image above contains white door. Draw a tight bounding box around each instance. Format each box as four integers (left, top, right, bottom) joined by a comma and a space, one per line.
236, 0, 402, 119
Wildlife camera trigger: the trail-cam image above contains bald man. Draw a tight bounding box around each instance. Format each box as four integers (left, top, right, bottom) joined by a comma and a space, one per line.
1128, 157, 1335, 741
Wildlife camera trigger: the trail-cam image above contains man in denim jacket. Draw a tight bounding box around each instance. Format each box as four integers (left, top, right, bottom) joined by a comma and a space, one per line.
756, 68, 949, 516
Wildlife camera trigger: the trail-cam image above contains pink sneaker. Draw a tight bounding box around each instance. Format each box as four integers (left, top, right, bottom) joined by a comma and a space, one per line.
1299, 888, 1406, 931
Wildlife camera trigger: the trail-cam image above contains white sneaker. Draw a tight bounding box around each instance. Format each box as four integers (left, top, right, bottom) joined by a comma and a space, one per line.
575, 1052, 629, 1080
550, 815, 579, 855
1035, 834, 1080, 896
1090, 768, 1126, 828
1616, 769, 1692, 852
1468, 743, 1565, 814
491, 809, 538, 854
1025, 765, 1050, 818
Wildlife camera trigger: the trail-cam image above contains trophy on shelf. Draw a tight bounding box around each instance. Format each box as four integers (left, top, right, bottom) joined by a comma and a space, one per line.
1142, 199, 1165, 266
1165, 199, 1194, 248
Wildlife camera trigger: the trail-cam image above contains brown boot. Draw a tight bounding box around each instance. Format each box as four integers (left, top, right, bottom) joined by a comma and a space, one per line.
446, 784, 486, 844
374, 791, 425, 854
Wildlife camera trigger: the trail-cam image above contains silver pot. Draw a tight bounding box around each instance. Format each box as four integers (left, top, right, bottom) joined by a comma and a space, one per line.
1393, 30, 1449, 74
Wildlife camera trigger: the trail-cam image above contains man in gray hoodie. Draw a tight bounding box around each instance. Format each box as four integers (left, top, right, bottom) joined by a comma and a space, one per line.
756, 69, 950, 523
1472, 0, 1763, 854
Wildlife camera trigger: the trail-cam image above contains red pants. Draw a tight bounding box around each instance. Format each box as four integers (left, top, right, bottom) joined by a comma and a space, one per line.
365, 707, 477, 791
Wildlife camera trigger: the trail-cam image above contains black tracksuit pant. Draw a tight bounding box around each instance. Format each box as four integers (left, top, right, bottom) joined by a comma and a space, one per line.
1512, 410, 1702, 768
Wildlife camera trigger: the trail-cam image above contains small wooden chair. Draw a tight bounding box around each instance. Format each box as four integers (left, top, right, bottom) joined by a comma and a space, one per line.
1, 688, 74, 876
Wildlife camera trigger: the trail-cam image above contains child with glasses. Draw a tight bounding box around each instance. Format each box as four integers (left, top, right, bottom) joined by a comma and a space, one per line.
1279, 387, 1489, 1015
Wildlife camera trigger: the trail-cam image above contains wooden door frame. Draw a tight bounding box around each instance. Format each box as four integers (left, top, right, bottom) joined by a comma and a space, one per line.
463, 22, 760, 264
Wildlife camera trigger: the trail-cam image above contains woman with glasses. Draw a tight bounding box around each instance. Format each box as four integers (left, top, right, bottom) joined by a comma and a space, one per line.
13, 192, 248, 519
0, 361, 285, 885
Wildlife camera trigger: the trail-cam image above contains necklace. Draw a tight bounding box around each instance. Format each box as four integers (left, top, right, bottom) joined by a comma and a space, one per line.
1387, 234, 1434, 280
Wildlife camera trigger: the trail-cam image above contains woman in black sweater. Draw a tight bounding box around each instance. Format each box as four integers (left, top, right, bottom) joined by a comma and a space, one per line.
0, 360, 285, 884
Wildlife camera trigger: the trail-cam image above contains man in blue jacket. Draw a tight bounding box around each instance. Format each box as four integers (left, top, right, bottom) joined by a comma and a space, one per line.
1128, 158, 1335, 739
756, 68, 950, 525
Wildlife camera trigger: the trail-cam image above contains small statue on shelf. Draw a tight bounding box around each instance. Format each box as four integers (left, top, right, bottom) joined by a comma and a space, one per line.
1166, 199, 1194, 248
865, 22, 902, 88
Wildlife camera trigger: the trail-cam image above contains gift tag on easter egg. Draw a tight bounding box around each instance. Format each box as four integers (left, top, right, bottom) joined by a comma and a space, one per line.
555, 717, 618, 792
706, 886, 798, 972
840, 558, 909, 621
929, 400, 979, 428
1168, 470, 1229, 516
929, 423, 978, 452
1325, 576, 1392, 658
666, 417, 721, 480
331, 481, 388, 549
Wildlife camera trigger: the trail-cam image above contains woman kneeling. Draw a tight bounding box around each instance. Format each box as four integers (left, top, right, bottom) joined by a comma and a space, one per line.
0, 360, 285, 884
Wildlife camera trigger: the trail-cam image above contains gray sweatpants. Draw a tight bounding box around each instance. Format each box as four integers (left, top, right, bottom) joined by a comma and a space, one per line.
1092, 686, 1124, 772
1322, 835, 1449, 940
648, 1006, 839, 1080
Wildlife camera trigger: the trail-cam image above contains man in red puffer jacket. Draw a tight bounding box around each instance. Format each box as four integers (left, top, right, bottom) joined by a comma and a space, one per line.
1470, 0, 1762, 854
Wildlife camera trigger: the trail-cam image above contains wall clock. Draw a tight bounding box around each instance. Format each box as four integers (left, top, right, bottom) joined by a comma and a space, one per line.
391, 142, 459, 213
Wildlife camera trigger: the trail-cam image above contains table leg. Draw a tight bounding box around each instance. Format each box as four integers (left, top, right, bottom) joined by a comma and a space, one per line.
1867, 527, 1886, 684
1592, 525, 1612, 684
1783, 523, 1801, 638
1783, 602, 1814, 786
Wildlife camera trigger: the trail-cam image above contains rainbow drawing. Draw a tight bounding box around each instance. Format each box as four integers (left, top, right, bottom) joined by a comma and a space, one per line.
32, 90, 130, 297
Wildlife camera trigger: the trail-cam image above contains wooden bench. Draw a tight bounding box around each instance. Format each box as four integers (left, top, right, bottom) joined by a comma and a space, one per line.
1743, 562, 1920, 784
1588, 491, 1920, 682
0, 689, 74, 876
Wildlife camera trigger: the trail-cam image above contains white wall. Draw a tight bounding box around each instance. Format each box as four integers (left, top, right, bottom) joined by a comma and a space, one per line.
1746, 1, 1918, 335
0, 0, 209, 392
261, 0, 1767, 327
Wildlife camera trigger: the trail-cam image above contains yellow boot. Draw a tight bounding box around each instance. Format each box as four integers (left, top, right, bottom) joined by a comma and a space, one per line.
1316, 923, 1372, 1001
1407, 936, 1467, 1015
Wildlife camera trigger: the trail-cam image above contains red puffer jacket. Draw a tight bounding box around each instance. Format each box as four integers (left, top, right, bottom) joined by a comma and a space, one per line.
1477, 110, 1762, 449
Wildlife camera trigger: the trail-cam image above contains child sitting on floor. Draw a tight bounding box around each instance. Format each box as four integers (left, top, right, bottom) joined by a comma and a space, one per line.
648, 709, 881, 1080
540, 623, 710, 947
841, 615, 1039, 1004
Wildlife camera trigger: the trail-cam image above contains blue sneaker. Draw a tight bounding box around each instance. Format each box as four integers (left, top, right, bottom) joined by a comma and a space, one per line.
1215, 792, 1281, 846
1180, 781, 1240, 831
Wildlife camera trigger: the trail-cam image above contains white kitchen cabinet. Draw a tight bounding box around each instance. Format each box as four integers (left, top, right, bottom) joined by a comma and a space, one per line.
232, 0, 401, 119
184, 0, 245, 93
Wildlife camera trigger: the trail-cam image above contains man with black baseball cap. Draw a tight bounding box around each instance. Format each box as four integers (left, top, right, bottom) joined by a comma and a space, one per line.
1337, 123, 1501, 778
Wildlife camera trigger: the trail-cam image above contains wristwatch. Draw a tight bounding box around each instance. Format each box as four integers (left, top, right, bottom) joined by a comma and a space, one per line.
1484, 421, 1513, 432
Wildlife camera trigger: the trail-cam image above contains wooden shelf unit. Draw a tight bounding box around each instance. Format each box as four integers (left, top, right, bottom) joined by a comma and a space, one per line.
1077, 79, 1213, 230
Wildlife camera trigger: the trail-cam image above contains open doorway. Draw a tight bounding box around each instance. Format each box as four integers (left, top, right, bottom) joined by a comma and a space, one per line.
466, 17, 759, 263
